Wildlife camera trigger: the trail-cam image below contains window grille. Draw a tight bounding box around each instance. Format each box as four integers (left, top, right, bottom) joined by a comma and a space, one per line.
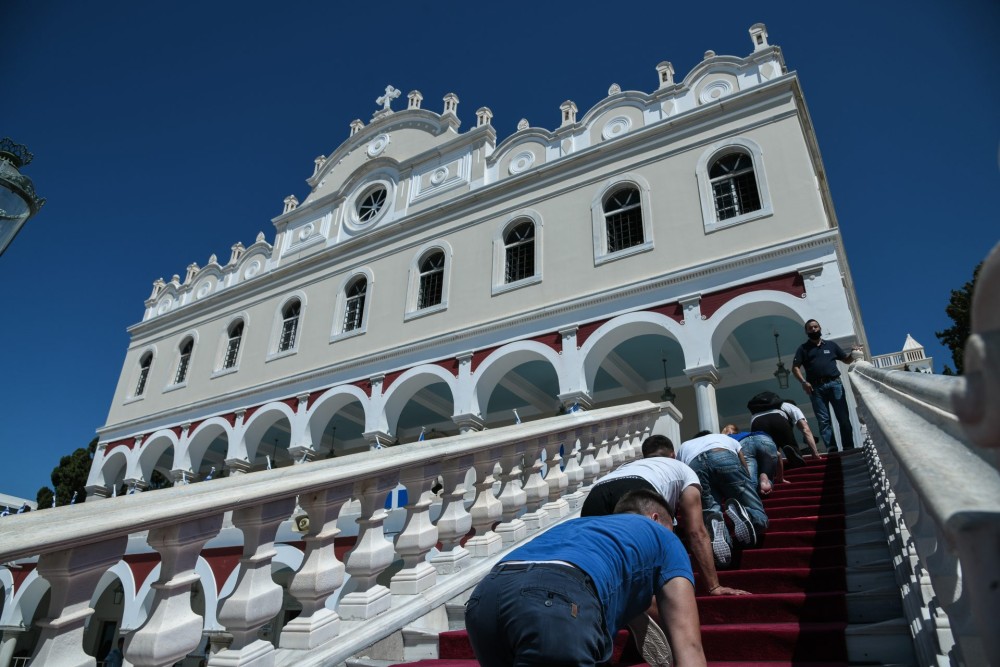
343, 278, 367, 332
604, 188, 643, 253
504, 221, 535, 283
279, 302, 301, 352
224, 322, 243, 369
710, 152, 761, 221
418, 252, 445, 309
174, 339, 193, 384
357, 186, 387, 223
136, 354, 152, 396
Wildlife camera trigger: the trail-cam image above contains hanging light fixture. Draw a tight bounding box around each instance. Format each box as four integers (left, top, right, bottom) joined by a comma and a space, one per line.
773, 329, 791, 389
660, 351, 676, 403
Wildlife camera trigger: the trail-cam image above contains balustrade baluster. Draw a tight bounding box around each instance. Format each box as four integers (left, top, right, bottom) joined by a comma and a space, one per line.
129, 516, 224, 666
391, 463, 441, 594
29, 537, 128, 667
210, 498, 294, 667
280, 484, 353, 649
561, 433, 586, 511
465, 448, 504, 557
520, 438, 551, 533
541, 434, 570, 519
494, 443, 528, 545
607, 418, 625, 468
595, 424, 613, 477
338, 473, 398, 620
579, 425, 601, 489
430, 455, 474, 574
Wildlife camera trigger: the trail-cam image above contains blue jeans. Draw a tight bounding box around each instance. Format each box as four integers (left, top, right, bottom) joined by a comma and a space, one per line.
739, 434, 780, 485
809, 378, 855, 450
466, 563, 610, 666
688, 450, 768, 547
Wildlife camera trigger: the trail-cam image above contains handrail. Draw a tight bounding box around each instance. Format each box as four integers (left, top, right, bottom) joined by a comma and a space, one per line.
0, 401, 658, 562
850, 355, 999, 663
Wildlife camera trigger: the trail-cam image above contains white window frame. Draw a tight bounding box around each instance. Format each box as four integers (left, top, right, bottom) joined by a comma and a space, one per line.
405, 241, 453, 321
695, 137, 773, 234
125, 346, 157, 403
266, 292, 307, 361
331, 268, 374, 342
492, 211, 543, 296
590, 173, 654, 266
165, 332, 199, 392
343, 174, 397, 235
212, 314, 249, 378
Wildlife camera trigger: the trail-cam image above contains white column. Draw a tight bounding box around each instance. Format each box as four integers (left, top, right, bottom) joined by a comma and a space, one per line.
338, 473, 398, 619
280, 484, 352, 649
210, 498, 295, 667
685, 364, 721, 434
30, 537, 128, 667
0, 628, 23, 667
390, 464, 441, 594
128, 515, 224, 667
429, 454, 474, 574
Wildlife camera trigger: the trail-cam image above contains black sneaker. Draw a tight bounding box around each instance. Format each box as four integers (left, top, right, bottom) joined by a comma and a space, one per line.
782, 445, 806, 469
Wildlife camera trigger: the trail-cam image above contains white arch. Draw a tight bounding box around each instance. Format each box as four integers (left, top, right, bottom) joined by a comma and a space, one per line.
579, 311, 687, 393
7, 570, 49, 628
305, 385, 371, 453
241, 401, 297, 462
381, 364, 458, 436
471, 341, 564, 418
187, 417, 235, 473
136, 429, 179, 482
0, 567, 14, 625
706, 290, 810, 362
95, 447, 131, 489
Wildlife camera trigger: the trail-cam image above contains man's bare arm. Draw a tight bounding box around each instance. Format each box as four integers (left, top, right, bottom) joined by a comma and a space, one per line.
796, 418, 821, 457
656, 578, 707, 667
678, 487, 748, 596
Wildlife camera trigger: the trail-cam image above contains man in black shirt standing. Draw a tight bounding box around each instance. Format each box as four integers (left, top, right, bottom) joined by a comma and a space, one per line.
792, 319, 861, 451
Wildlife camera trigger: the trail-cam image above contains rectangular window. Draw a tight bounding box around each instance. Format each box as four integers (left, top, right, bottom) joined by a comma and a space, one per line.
418, 272, 443, 309
505, 242, 534, 283
344, 295, 364, 332
606, 208, 644, 253
135, 368, 149, 396
174, 353, 191, 384
279, 317, 298, 352
223, 336, 241, 369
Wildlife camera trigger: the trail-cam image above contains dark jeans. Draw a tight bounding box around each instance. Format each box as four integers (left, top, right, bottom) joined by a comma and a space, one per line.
688, 449, 768, 547
739, 434, 780, 484
809, 378, 855, 450
466, 562, 610, 666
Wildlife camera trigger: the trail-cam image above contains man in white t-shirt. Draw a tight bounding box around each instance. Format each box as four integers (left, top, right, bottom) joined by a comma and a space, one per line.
582, 435, 748, 593
676, 432, 769, 567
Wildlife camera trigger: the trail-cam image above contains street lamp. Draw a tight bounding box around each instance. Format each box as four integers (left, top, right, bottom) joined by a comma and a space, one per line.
0, 138, 44, 256
773, 330, 791, 389
660, 352, 676, 403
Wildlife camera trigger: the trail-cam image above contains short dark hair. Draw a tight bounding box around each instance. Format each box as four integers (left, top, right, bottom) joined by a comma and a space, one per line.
613, 488, 673, 519
641, 434, 674, 458
694, 430, 712, 438
804, 319, 820, 330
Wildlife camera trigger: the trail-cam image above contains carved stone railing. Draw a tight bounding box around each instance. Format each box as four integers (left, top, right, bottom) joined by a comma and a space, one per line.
0, 401, 663, 667
847, 241, 1000, 667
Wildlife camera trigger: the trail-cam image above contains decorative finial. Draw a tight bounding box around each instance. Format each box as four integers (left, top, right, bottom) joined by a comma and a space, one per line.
517, 118, 529, 131
608, 83, 621, 95
376, 85, 401, 112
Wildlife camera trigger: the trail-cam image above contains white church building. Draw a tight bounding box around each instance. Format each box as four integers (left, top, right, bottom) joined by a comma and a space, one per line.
84, 23, 867, 498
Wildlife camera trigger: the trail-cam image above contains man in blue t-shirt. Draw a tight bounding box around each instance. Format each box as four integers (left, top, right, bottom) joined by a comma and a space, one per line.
792, 319, 861, 451
465, 489, 706, 667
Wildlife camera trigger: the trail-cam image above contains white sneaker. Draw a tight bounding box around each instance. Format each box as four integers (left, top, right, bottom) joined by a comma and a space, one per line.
710, 518, 731, 566
627, 612, 673, 667
725, 498, 757, 547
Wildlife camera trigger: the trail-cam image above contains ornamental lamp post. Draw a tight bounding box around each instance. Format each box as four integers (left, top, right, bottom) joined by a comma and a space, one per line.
0, 138, 44, 256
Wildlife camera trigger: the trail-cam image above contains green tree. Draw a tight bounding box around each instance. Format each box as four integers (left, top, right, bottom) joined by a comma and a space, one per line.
37, 436, 98, 508
935, 262, 981, 375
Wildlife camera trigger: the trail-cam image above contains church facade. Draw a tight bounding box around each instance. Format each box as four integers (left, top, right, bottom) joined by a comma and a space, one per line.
86, 24, 868, 496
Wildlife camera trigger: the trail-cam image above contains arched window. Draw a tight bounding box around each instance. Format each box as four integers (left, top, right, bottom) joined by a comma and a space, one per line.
278, 300, 301, 352
417, 251, 445, 309
223, 321, 243, 369
174, 338, 194, 384
603, 187, 643, 253
709, 151, 761, 221
504, 221, 535, 284
357, 185, 388, 223
135, 353, 153, 396
343, 277, 367, 332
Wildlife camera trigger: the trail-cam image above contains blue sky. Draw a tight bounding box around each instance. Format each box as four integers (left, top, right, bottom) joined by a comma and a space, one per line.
2, 1, 997, 503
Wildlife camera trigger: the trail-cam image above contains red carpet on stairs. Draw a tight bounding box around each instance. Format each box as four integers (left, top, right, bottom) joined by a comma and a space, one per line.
394, 452, 858, 666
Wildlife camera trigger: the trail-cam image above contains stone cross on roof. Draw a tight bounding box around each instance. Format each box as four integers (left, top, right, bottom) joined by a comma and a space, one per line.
377, 85, 401, 112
